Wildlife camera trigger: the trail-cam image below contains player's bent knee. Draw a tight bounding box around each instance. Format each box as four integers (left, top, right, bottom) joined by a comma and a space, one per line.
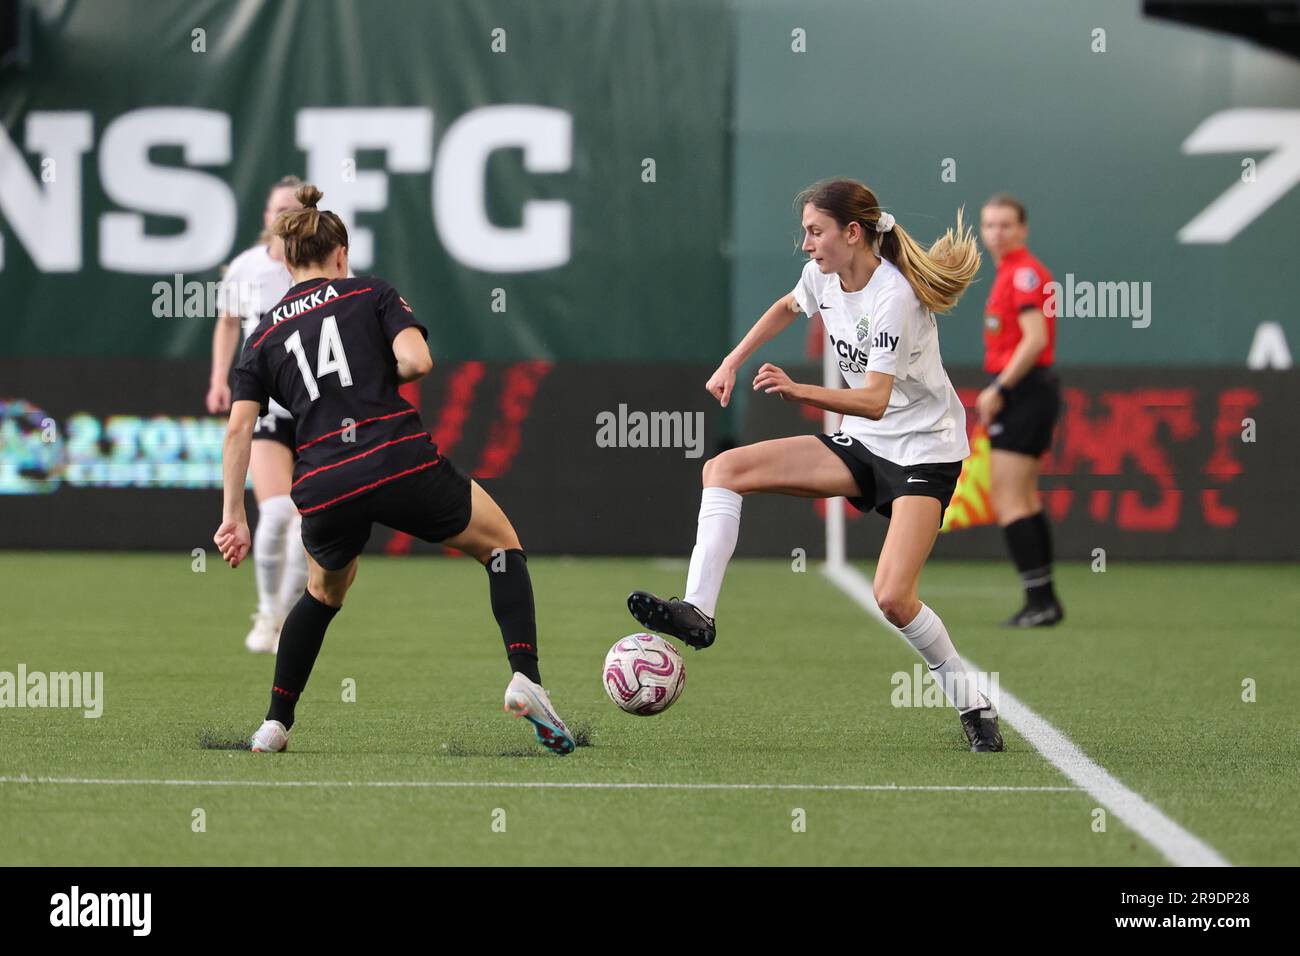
306, 566, 350, 608
701, 455, 722, 487
307, 582, 345, 609
479, 540, 524, 568
873, 584, 917, 627
456, 531, 520, 566
483, 525, 521, 562
702, 451, 746, 492
878, 601, 913, 627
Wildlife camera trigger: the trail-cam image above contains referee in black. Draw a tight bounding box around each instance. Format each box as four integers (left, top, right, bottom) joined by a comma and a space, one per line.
214, 184, 576, 755
975, 195, 1064, 627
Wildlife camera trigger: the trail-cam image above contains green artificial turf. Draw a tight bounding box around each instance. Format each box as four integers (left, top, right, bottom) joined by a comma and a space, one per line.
1, 553, 1293, 866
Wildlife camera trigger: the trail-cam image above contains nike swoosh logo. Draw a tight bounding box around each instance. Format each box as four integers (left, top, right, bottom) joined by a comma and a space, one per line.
819, 303, 830, 310
906, 477, 928, 483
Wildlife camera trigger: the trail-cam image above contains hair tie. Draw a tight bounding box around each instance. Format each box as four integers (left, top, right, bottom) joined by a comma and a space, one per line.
875, 212, 895, 234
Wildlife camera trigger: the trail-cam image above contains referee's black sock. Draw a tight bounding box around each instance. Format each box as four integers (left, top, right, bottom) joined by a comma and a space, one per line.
267, 590, 339, 731
486, 547, 542, 684
1002, 512, 1058, 609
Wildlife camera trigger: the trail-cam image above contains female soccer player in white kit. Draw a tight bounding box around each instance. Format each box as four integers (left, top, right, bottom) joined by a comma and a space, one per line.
206, 176, 305, 653
629, 178, 1004, 751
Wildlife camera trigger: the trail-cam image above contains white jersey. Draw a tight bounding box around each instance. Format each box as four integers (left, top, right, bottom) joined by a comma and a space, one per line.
223, 243, 293, 419
791, 257, 969, 466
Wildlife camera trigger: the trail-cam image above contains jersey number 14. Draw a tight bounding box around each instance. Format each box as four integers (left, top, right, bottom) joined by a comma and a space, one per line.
284, 316, 353, 401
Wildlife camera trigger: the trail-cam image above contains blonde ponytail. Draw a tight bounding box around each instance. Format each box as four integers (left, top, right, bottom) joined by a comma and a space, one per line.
880, 208, 981, 314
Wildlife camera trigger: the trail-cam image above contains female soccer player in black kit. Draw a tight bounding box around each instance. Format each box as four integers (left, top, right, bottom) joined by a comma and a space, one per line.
213, 184, 575, 755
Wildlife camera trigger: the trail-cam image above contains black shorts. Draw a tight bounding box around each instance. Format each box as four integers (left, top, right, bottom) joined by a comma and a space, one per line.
252, 411, 295, 451
816, 433, 963, 523
989, 366, 1061, 457
299, 457, 473, 570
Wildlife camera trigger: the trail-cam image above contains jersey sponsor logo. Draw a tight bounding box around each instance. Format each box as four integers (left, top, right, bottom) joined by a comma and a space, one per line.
831, 335, 869, 367
870, 330, 899, 352
1013, 267, 1040, 292
272, 283, 341, 323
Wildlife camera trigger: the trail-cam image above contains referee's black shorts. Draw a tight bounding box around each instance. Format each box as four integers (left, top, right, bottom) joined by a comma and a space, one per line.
299, 456, 474, 570
816, 432, 963, 525
988, 366, 1061, 457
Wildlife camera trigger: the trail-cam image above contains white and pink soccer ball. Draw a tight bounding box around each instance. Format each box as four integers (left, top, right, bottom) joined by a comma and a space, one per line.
603, 633, 686, 715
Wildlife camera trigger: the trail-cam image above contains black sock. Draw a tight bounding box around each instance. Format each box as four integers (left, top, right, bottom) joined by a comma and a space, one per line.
487, 548, 542, 684
1002, 512, 1058, 609
267, 590, 339, 730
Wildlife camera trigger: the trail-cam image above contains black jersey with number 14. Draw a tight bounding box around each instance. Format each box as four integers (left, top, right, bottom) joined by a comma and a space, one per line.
230, 276, 441, 515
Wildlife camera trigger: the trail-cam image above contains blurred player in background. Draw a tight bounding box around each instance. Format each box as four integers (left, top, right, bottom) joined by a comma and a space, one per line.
976, 194, 1064, 627
206, 175, 305, 653
213, 184, 575, 756
629, 178, 1003, 752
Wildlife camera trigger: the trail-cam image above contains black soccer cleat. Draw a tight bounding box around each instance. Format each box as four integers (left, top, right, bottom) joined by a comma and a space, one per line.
1001, 601, 1064, 628
960, 700, 1005, 752
627, 591, 716, 650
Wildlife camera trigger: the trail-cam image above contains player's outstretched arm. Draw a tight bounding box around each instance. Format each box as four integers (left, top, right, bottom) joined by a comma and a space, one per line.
214, 399, 259, 567
393, 326, 434, 383
706, 292, 802, 407
753, 363, 894, 421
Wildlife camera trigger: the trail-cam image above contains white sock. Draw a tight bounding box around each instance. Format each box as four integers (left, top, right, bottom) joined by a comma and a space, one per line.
898, 603, 991, 715
253, 495, 296, 618
682, 487, 743, 619
275, 512, 308, 623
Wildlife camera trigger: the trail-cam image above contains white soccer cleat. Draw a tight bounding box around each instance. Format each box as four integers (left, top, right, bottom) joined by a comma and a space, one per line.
503, 673, 576, 755
244, 612, 279, 654
249, 719, 289, 753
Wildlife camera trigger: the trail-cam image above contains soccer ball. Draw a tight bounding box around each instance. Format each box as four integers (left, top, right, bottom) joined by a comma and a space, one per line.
603, 633, 686, 716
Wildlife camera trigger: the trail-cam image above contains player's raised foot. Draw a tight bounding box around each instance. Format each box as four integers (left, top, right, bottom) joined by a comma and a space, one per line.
503, 673, 575, 755
250, 719, 290, 753
959, 695, 1004, 753
1001, 601, 1064, 628
244, 611, 280, 654
627, 591, 716, 650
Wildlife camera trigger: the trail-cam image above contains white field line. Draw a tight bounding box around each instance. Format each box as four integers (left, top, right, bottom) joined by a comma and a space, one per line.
822, 561, 1230, 867
0, 776, 1078, 794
